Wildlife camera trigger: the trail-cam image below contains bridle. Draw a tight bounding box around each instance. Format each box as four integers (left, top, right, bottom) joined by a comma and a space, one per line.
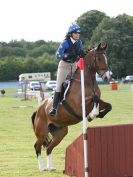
88, 49, 109, 79
72, 48, 110, 83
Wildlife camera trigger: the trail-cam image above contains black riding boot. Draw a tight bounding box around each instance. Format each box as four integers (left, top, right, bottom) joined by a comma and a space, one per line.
49, 92, 60, 116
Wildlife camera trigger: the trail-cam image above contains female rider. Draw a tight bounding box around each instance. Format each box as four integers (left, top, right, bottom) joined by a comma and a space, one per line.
49, 22, 84, 116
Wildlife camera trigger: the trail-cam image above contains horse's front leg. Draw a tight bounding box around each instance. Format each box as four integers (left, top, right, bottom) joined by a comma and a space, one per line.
87, 95, 100, 121
88, 102, 99, 121
46, 126, 68, 170
96, 99, 112, 118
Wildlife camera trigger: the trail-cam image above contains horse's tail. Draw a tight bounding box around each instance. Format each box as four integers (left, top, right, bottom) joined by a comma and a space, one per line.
31, 111, 37, 131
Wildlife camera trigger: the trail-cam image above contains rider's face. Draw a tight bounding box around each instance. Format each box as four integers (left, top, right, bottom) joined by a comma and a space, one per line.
71, 32, 80, 40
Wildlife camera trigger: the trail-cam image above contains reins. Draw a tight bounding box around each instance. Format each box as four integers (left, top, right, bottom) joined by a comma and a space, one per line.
62, 47, 110, 120
71, 48, 110, 88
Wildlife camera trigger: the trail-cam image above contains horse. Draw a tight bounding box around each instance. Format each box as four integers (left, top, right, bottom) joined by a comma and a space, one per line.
31, 43, 112, 171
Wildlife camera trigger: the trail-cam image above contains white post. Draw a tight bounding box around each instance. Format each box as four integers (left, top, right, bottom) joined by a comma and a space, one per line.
78, 58, 89, 177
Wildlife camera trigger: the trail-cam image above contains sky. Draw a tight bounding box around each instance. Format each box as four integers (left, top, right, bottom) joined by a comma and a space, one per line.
0, 0, 133, 43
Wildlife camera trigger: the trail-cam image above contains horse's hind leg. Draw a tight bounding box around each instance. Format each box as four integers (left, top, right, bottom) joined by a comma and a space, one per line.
34, 139, 47, 171
45, 126, 68, 170
97, 99, 112, 118
34, 114, 48, 171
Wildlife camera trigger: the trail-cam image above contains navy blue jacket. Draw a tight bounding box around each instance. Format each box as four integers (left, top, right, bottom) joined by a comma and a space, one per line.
56, 38, 83, 63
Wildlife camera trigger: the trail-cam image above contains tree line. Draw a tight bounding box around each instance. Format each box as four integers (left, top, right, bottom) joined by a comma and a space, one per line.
0, 10, 133, 81
0, 40, 59, 81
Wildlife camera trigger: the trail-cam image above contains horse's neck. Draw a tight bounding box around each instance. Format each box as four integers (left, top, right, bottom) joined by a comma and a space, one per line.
64, 65, 99, 116
67, 67, 97, 101
63, 52, 100, 115
76, 63, 97, 85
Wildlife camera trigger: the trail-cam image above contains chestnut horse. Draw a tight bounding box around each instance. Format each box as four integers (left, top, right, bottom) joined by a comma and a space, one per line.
31, 43, 112, 171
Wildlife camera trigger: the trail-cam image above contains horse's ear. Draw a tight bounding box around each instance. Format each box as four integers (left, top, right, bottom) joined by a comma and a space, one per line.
96, 43, 101, 51
102, 43, 107, 50
96, 43, 107, 51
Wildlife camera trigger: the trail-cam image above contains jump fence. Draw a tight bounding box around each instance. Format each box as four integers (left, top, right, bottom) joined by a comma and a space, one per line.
64, 124, 133, 177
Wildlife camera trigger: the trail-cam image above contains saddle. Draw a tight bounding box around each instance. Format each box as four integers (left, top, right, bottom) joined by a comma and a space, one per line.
59, 75, 100, 120
59, 78, 81, 120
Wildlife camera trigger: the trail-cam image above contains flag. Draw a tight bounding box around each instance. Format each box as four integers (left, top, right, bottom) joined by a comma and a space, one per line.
76, 58, 84, 70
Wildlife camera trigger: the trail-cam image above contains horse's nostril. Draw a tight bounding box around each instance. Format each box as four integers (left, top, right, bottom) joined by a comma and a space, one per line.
104, 75, 111, 82
104, 77, 108, 81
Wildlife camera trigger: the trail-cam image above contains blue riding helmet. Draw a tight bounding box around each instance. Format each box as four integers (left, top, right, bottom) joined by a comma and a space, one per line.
67, 22, 81, 34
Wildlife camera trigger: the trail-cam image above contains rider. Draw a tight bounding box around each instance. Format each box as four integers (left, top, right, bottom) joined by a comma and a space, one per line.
49, 22, 84, 116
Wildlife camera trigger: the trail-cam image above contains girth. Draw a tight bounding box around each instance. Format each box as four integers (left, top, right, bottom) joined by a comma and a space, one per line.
61, 100, 81, 120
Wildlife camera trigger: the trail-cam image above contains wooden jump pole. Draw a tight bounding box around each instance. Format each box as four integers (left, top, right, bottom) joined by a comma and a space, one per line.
77, 58, 89, 177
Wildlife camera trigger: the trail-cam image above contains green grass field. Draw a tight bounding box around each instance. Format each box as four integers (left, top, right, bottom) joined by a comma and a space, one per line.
0, 83, 133, 177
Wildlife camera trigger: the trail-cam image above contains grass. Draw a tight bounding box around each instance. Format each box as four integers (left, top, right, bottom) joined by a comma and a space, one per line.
0, 83, 133, 177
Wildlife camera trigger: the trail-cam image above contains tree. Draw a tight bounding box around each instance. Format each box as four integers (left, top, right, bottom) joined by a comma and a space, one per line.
0, 11, 133, 81
90, 14, 133, 78
77, 10, 107, 49
0, 57, 24, 80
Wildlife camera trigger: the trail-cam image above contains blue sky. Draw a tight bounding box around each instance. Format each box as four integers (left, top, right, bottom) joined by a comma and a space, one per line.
0, 0, 132, 42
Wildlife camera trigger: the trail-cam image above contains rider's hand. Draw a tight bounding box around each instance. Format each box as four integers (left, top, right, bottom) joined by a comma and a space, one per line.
80, 50, 85, 58
68, 54, 77, 60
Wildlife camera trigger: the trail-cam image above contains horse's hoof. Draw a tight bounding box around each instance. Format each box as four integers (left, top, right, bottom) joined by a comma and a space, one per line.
96, 114, 104, 118
41, 168, 48, 171
39, 166, 48, 171
87, 117, 93, 122
47, 167, 56, 171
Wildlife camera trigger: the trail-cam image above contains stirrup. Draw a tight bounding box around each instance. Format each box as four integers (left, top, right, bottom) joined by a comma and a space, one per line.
49, 108, 56, 116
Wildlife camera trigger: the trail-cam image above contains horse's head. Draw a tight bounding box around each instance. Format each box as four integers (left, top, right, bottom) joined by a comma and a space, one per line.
87, 43, 111, 82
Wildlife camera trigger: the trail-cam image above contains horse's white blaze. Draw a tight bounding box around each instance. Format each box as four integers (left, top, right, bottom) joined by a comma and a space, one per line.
102, 70, 111, 80
104, 54, 107, 64
38, 154, 46, 171
88, 103, 99, 119
106, 70, 111, 79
